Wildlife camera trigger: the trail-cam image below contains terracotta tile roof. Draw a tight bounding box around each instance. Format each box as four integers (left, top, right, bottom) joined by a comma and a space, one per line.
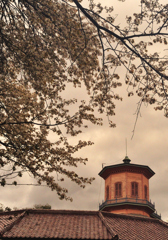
0, 209, 115, 239
102, 211, 168, 240
0, 210, 25, 235
0, 209, 168, 239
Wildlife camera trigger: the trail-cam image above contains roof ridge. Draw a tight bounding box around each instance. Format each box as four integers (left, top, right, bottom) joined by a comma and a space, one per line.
0, 210, 26, 237
98, 212, 119, 239
26, 209, 99, 215
156, 219, 168, 228
0, 209, 25, 215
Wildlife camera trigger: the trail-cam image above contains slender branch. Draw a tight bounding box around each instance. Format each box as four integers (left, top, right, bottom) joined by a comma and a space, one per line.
72, 0, 168, 81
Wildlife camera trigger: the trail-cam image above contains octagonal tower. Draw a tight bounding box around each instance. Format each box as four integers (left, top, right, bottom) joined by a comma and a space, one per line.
99, 156, 161, 219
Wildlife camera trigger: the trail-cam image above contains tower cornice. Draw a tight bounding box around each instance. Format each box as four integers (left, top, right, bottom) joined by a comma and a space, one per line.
99, 162, 155, 180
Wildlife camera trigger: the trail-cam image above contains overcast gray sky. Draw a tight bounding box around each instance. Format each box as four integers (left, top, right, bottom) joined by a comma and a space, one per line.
2, 84, 168, 220
1, 0, 168, 222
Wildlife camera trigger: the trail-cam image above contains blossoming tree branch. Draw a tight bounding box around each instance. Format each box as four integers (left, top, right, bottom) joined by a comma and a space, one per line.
0, 0, 168, 200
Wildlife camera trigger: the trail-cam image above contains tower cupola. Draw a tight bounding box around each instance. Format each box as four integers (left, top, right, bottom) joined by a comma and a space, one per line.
99, 157, 161, 219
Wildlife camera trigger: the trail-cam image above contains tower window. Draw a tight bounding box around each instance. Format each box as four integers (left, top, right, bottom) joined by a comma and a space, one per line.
131, 182, 138, 197
144, 185, 147, 199
106, 185, 109, 200
115, 182, 122, 198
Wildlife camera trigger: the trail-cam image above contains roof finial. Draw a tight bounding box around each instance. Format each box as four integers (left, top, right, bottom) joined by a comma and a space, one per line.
123, 155, 131, 164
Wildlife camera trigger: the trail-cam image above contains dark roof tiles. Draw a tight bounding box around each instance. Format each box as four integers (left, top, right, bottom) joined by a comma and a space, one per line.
0, 209, 168, 239
102, 211, 168, 240
0, 211, 25, 235
2, 210, 113, 239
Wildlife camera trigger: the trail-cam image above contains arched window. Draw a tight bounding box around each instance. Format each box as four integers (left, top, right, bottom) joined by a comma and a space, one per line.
115, 182, 122, 198
144, 185, 148, 199
131, 182, 138, 197
106, 185, 109, 200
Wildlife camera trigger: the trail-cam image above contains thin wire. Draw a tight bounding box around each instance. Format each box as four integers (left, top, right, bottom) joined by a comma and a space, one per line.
126, 138, 127, 156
